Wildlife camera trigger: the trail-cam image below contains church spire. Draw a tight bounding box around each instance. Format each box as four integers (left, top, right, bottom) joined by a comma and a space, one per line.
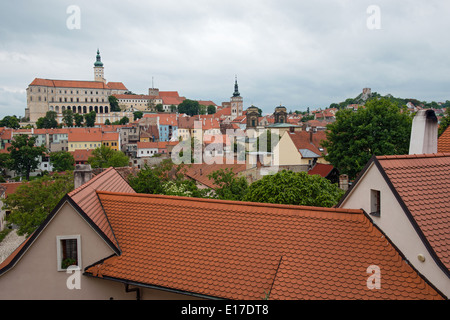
233, 75, 240, 97
94, 49, 103, 67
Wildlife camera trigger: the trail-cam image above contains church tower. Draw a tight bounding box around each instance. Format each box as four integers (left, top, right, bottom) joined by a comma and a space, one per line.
230, 76, 243, 120
94, 49, 105, 83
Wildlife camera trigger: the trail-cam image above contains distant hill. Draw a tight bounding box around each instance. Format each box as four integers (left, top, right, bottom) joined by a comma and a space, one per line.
329, 89, 450, 114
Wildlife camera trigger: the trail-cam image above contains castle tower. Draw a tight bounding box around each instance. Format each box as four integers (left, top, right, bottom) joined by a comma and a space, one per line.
94, 49, 105, 83
230, 76, 243, 120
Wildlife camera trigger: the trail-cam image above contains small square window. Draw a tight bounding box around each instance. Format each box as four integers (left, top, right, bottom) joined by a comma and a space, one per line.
57, 235, 81, 271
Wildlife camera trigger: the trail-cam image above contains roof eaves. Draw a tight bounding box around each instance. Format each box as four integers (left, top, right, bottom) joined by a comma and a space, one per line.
82, 273, 224, 300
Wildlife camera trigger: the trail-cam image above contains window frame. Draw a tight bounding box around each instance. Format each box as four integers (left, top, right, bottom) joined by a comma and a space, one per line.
370, 189, 381, 217
56, 235, 81, 271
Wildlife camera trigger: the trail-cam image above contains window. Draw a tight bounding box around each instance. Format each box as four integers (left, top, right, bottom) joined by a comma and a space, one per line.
370, 190, 381, 217
56, 235, 81, 271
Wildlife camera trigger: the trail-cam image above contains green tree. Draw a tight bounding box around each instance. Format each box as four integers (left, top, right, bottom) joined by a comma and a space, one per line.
206, 105, 216, 115
7, 135, 47, 180
62, 109, 74, 127
128, 160, 208, 198
0, 115, 20, 129
2, 172, 74, 236
207, 168, 248, 201
322, 98, 412, 180
49, 151, 75, 172
84, 111, 96, 127
133, 111, 144, 121
242, 170, 344, 207
104, 119, 111, 125
438, 107, 450, 137
156, 104, 164, 112
109, 95, 121, 112
170, 104, 177, 112
36, 111, 58, 129
88, 145, 129, 168
177, 99, 200, 116
74, 113, 84, 127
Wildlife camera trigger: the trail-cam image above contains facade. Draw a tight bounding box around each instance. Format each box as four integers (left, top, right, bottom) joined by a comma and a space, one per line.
273, 130, 329, 167
25, 50, 128, 123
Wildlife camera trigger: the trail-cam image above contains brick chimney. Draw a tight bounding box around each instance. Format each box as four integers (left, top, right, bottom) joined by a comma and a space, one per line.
74, 164, 93, 189
409, 110, 438, 155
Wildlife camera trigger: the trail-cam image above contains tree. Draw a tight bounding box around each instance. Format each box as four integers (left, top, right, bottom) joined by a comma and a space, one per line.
7, 134, 47, 180
0, 115, 20, 129
36, 111, 58, 129
88, 145, 129, 168
109, 95, 121, 112
170, 104, 177, 112
438, 107, 450, 137
49, 151, 75, 172
242, 170, 344, 207
2, 172, 74, 236
156, 104, 164, 112
104, 119, 111, 125
74, 113, 84, 127
62, 109, 74, 127
128, 160, 208, 198
207, 105, 216, 115
207, 168, 248, 201
177, 99, 200, 116
84, 111, 96, 127
321, 98, 412, 180
133, 111, 143, 121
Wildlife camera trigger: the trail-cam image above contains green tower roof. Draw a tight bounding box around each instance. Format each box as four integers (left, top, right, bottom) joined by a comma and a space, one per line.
94, 49, 103, 67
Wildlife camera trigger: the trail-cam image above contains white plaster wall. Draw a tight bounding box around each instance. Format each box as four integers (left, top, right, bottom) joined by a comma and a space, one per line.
339, 163, 450, 298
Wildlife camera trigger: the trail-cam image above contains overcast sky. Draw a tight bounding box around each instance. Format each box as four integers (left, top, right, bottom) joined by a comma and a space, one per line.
1, 0, 449, 119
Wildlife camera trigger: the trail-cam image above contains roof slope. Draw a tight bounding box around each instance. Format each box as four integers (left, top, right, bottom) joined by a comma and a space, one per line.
68, 167, 136, 252
376, 153, 450, 274
85, 192, 443, 300
438, 127, 450, 152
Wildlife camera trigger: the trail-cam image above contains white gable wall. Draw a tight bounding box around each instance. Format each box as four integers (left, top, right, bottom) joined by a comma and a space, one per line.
339, 162, 450, 297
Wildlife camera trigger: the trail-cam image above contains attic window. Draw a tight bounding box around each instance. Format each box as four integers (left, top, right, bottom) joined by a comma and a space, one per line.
57, 235, 81, 271
370, 190, 381, 217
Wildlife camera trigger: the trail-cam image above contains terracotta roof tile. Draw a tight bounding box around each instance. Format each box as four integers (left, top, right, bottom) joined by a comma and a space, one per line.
438, 127, 450, 153
376, 153, 450, 273
288, 131, 327, 156
84, 192, 444, 300
68, 168, 135, 252
308, 163, 335, 178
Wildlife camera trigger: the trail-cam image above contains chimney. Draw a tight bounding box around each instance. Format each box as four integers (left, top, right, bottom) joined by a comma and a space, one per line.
339, 174, 349, 191
409, 110, 438, 155
74, 164, 93, 189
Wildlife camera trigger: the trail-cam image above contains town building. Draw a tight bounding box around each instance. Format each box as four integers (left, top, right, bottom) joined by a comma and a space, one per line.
25, 50, 129, 123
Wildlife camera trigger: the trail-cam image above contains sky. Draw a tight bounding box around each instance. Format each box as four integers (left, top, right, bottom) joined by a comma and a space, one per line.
0, 0, 449, 119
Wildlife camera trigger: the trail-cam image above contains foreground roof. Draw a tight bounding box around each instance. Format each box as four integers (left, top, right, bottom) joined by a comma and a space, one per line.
438, 127, 450, 152
84, 192, 444, 300
375, 153, 450, 275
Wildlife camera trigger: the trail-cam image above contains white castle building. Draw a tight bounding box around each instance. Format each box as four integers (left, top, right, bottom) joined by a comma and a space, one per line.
25, 50, 132, 124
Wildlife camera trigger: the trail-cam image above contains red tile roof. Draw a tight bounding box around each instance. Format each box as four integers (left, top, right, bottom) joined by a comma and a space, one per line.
287, 130, 327, 156
438, 127, 450, 153
107, 82, 128, 91
84, 192, 444, 300
182, 162, 247, 189
0, 182, 26, 198
376, 153, 450, 273
68, 167, 135, 252
28, 78, 128, 91
308, 163, 335, 178
68, 128, 103, 142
